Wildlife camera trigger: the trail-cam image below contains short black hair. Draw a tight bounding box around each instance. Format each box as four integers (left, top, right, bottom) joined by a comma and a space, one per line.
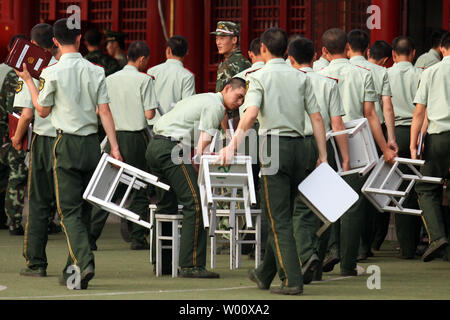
167, 35, 188, 58
84, 29, 102, 46
261, 27, 288, 58
431, 29, 447, 48
348, 29, 370, 52
53, 18, 81, 45
441, 32, 450, 50
9, 34, 28, 50
127, 41, 150, 62
288, 34, 302, 46
392, 36, 415, 56
369, 40, 392, 61
31, 24, 54, 49
322, 28, 347, 55
222, 77, 246, 91
249, 37, 262, 56
288, 38, 314, 65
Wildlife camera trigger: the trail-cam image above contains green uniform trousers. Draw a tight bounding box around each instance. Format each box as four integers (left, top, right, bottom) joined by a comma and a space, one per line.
0, 143, 27, 225
90, 130, 150, 244
23, 134, 56, 270
53, 133, 100, 274
393, 126, 422, 257
146, 137, 207, 268
254, 136, 311, 289
415, 131, 450, 243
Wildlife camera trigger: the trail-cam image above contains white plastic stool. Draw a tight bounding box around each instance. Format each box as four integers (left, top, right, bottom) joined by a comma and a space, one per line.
155, 214, 183, 278
235, 209, 262, 269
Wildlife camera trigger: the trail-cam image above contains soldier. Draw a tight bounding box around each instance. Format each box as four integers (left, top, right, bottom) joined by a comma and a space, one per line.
105, 30, 127, 69
415, 29, 447, 70
217, 28, 328, 295
318, 28, 396, 276
146, 77, 246, 279
387, 36, 423, 259
0, 34, 29, 235
288, 37, 349, 284
147, 35, 196, 126
11, 23, 59, 277
16, 18, 122, 289
347, 29, 398, 261
411, 32, 450, 262
84, 29, 121, 77
90, 41, 157, 251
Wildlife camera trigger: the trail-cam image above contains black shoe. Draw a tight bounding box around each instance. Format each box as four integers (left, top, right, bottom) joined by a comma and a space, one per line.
90, 241, 98, 251
9, 224, 24, 236
248, 269, 269, 290
48, 221, 62, 234
79, 265, 95, 290
302, 254, 320, 285
270, 284, 303, 296
131, 239, 150, 250
20, 267, 47, 277
422, 238, 448, 262
340, 268, 357, 276
180, 267, 220, 279
120, 218, 132, 243
323, 248, 340, 273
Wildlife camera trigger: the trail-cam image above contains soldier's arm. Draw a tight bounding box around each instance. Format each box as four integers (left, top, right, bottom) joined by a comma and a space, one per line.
381, 95, 398, 153
11, 108, 33, 150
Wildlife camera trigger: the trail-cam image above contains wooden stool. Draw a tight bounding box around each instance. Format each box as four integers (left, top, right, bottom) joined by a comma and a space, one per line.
155, 214, 183, 278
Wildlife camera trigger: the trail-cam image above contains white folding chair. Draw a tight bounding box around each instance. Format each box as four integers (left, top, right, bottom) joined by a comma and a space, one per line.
327, 118, 378, 177
298, 163, 359, 236
83, 153, 170, 229
362, 157, 443, 215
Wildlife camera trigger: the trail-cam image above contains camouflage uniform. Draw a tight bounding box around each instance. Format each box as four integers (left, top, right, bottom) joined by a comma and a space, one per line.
84, 50, 121, 77
0, 70, 28, 228
105, 30, 128, 69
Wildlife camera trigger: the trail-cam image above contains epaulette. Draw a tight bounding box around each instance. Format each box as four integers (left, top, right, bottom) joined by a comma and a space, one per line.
326, 76, 339, 83
184, 67, 195, 76
356, 65, 371, 72
297, 69, 307, 74
42, 62, 58, 70
146, 73, 156, 80
245, 68, 262, 77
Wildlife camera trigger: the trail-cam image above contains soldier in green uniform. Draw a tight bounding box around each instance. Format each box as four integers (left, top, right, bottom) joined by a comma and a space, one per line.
387, 36, 424, 259
147, 35, 196, 126
105, 30, 127, 69
0, 34, 29, 236
318, 28, 396, 276
16, 19, 122, 289
217, 28, 328, 295
90, 41, 157, 251
288, 37, 349, 284
347, 30, 398, 261
84, 29, 121, 77
415, 29, 446, 70
10, 23, 59, 277
411, 32, 450, 262
146, 78, 246, 279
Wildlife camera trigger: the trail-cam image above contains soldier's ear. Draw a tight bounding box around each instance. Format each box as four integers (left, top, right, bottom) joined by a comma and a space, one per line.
232, 36, 238, 46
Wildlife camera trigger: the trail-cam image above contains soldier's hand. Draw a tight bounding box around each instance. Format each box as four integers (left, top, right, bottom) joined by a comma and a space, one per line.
14, 64, 32, 82
11, 136, 22, 151
110, 147, 123, 162
341, 160, 351, 172
383, 148, 397, 165
215, 145, 234, 166
387, 139, 399, 154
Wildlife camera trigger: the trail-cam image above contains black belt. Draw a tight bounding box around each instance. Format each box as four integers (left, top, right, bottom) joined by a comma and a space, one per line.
153, 134, 180, 143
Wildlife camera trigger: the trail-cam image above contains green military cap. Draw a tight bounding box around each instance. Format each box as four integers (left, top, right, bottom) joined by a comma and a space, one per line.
104, 30, 127, 43
210, 21, 240, 37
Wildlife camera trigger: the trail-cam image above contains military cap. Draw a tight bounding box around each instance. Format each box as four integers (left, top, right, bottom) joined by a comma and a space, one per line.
210, 21, 240, 37
104, 30, 127, 43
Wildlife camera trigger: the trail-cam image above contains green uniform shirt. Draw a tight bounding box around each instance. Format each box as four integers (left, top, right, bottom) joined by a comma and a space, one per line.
0, 63, 12, 89
216, 48, 251, 92
38, 52, 110, 136
387, 61, 422, 127
14, 57, 58, 137
242, 58, 320, 137
153, 92, 226, 146
299, 67, 345, 136
147, 59, 196, 125
415, 48, 441, 70
234, 61, 264, 117
319, 58, 377, 122
84, 50, 121, 77
313, 57, 330, 72
413, 56, 450, 134
106, 65, 157, 132
349, 56, 391, 124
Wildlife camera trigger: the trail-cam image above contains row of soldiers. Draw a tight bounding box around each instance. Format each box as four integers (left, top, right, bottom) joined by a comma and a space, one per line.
1, 18, 449, 295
